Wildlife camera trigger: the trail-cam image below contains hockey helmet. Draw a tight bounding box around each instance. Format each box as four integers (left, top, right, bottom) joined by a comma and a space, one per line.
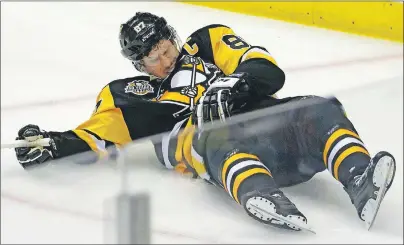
119, 12, 182, 72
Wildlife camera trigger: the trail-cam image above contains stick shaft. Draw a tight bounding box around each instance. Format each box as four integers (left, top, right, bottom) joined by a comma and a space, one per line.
1, 138, 51, 149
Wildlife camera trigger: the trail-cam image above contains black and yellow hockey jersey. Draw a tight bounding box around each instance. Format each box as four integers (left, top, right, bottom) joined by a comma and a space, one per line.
48, 24, 285, 174
146, 24, 287, 179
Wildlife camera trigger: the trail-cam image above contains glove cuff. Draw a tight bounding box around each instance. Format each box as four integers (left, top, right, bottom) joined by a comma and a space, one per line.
46, 132, 61, 158
228, 72, 251, 93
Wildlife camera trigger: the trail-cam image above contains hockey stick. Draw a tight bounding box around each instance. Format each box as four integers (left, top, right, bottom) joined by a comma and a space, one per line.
189, 56, 199, 111
1, 138, 51, 149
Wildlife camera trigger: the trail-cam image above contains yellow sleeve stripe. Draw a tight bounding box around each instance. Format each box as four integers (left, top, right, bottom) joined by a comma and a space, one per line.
323, 128, 360, 166
93, 85, 115, 115
75, 108, 132, 146
77, 84, 132, 147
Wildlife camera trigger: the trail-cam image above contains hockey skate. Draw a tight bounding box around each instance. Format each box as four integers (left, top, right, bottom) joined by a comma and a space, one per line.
241, 188, 315, 233
345, 151, 396, 230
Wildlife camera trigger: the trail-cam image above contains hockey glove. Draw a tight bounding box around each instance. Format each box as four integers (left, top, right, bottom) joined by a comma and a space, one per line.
193, 72, 251, 129
15, 124, 58, 169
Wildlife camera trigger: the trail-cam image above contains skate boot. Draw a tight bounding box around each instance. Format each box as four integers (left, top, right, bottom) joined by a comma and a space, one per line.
240, 187, 314, 233
344, 151, 396, 230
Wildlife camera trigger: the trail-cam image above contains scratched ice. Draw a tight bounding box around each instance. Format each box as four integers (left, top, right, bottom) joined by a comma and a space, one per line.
1, 2, 403, 243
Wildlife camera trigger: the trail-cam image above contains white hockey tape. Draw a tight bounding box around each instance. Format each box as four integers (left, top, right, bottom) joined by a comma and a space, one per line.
1, 138, 51, 149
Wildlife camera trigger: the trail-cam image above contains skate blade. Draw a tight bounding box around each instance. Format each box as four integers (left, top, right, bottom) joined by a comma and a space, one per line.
248, 202, 316, 234
363, 156, 395, 231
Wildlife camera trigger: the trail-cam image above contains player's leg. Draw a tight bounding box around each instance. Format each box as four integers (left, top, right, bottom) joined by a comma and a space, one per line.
198, 123, 308, 231
299, 96, 396, 227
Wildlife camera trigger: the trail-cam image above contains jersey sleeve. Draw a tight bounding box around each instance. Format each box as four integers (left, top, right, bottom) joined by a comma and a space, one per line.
47, 75, 187, 163
47, 82, 134, 163
182, 24, 285, 96
71, 83, 133, 158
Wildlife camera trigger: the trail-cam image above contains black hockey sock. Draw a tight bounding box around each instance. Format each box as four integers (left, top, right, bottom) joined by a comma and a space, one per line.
220, 152, 275, 204
322, 127, 371, 187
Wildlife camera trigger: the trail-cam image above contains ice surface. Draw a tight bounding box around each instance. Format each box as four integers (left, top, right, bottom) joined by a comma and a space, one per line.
1, 2, 403, 244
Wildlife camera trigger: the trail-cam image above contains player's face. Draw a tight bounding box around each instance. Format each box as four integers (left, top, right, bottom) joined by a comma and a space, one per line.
142, 39, 179, 78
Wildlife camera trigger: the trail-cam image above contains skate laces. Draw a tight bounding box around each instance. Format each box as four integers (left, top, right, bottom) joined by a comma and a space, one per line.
353, 163, 371, 187
258, 188, 292, 203
268, 189, 284, 197
268, 190, 294, 205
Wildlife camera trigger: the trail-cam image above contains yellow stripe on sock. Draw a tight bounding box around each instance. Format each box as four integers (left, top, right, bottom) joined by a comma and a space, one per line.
333, 146, 369, 180
323, 129, 360, 166
222, 153, 260, 191
232, 168, 272, 204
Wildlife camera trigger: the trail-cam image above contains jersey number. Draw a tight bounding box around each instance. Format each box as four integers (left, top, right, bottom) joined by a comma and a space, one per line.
93, 99, 102, 114
222, 35, 249, 50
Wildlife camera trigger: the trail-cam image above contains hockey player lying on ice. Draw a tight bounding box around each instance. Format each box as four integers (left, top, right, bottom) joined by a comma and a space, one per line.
14, 12, 396, 232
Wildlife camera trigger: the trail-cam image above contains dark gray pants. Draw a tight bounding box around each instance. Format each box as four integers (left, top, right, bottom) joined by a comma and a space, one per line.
200, 95, 364, 188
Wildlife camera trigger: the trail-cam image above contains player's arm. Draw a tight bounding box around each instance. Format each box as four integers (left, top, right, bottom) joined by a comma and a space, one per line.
14, 124, 97, 169
183, 24, 285, 97
15, 82, 133, 169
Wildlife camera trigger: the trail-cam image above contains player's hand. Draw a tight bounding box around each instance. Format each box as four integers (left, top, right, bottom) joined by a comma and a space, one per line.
15, 124, 56, 169
193, 73, 250, 129
181, 86, 198, 98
